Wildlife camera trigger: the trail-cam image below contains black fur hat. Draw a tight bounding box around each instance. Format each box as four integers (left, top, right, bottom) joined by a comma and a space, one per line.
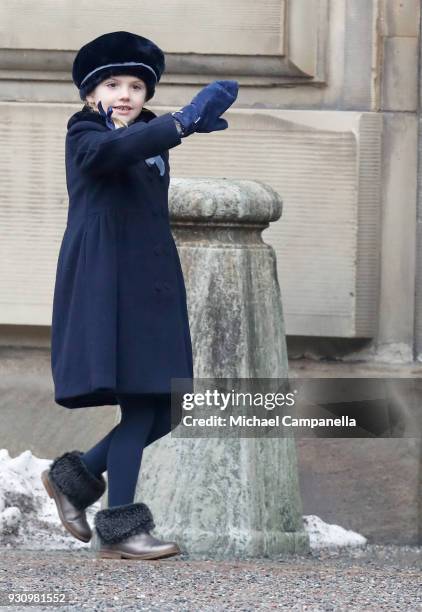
72, 31, 165, 102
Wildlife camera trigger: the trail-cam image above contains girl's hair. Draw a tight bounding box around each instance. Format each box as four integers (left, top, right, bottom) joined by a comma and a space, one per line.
83, 98, 129, 129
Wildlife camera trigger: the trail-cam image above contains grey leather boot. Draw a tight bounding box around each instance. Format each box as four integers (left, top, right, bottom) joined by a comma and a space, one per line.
41, 450, 106, 543
95, 502, 181, 560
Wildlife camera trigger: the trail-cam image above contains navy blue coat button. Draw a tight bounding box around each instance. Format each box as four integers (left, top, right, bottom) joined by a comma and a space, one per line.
153, 245, 162, 255
154, 281, 162, 292
163, 282, 170, 291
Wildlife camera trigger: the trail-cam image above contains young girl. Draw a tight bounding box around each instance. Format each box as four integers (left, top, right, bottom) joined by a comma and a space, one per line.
41, 31, 238, 560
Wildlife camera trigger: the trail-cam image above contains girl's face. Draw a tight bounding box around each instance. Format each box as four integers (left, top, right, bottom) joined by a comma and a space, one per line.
86, 74, 147, 125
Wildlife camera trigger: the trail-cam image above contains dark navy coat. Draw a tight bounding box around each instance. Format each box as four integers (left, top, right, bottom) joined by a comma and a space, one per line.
51, 105, 193, 408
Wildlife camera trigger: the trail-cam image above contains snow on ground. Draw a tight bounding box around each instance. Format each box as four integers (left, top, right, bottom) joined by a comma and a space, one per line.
0, 449, 367, 551
0, 449, 100, 550
303, 514, 367, 549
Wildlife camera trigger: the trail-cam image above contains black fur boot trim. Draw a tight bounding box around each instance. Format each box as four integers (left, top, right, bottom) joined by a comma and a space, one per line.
95, 502, 156, 545
49, 450, 106, 511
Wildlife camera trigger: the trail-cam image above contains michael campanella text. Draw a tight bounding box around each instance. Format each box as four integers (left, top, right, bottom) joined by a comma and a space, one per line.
182, 415, 357, 428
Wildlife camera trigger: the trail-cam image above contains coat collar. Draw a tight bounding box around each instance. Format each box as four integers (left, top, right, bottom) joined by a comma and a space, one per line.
67, 105, 158, 130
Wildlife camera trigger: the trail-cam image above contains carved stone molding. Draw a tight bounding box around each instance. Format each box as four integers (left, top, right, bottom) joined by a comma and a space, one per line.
0, 0, 328, 87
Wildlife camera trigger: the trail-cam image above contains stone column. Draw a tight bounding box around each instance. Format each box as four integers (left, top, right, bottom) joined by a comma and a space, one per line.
136, 178, 309, 558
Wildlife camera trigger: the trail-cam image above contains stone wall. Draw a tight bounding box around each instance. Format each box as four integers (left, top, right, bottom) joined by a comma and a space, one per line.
0, 0, 419, 356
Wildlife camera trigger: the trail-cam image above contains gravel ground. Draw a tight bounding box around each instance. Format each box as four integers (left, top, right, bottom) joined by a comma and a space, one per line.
0, 545, 420, 611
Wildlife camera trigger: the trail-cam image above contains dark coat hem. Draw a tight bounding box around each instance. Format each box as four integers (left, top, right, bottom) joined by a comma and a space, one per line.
55, 389, 118, 408
54, 385, 193, 409
56, 389, 172, 408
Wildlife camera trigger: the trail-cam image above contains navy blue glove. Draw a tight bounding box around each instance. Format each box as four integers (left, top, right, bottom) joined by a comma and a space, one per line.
172, 80, 239, 137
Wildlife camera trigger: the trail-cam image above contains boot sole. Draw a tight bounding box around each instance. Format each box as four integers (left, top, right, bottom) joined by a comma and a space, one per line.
41, 470, 91, 543
98, 546, 181, 560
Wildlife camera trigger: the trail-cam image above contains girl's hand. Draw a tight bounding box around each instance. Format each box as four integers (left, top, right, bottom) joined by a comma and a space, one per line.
172, 80, 239, 137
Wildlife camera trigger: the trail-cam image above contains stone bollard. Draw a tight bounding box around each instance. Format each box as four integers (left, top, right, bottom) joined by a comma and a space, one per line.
135, 178, 310, 558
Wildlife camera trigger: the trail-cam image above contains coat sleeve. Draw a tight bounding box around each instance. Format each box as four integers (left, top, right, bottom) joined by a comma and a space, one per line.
67, 112, 182, 175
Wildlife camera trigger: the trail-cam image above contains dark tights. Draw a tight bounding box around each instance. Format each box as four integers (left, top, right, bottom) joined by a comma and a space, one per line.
80, 394, 172, 507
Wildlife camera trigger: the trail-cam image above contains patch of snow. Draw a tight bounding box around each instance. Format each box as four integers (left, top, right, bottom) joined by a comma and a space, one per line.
0, 449, 101, 550
303, 514, 367, 549
0, 506, 21, 533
